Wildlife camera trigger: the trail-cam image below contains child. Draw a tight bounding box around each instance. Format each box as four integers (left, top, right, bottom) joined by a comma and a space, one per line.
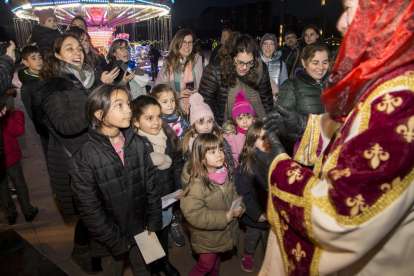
183, 93, 235, 175
150, 84, 188, 248
180, 133, 245, 276
131, 95, 182, 276
31, 8, 60, 57
0, 107, 38, 225
234, 121, 271, 272
151, 84, 187, 140
223, 91, 255, 167
18, 45, 49, 156
68, 84, 162, 276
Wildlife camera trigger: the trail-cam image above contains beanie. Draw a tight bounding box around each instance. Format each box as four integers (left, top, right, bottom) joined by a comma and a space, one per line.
232, 91, 254, 121
34, 8, 57, 25
189, 93, 214, 126
260, 33, 278, 50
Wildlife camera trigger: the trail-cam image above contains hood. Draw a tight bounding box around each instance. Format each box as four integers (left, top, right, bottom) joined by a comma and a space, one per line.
297, 69, 329, 85
18, 68, 39, 85
181, 162, 192, 190
31, 25, 60, 38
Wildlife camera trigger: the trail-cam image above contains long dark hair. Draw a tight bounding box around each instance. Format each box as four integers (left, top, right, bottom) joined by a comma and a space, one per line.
66, 26, 101, 64
149, 84, 186, 118
130, 95, 182, 156
301, 24, 324, 47
107, 39, 128, 63
219, 32, 260, 88
238, 121, 264, 175
85, 84, 132, 129
40, 33, 92, 80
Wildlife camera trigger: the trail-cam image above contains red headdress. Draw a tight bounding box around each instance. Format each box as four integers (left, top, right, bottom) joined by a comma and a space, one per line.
321, 0, 414, 122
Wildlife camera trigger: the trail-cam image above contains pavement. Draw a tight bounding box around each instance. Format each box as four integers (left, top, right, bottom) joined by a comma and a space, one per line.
0, 65, 265, 276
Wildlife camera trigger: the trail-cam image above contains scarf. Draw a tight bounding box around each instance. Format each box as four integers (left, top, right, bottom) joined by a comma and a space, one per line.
121, 62, 140, 99
209, 167, 228, 185
162, 109, 180, 124
236, 126, 247, 134
138, 129, 172, 170
60, 61, 95, 89
321, 0, 414, 121
171, 59, 194, 113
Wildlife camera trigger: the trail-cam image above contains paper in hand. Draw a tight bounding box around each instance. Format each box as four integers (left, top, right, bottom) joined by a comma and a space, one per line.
134, 232, 166, 264
161, 190, 181, 209
230, 195, 243, 212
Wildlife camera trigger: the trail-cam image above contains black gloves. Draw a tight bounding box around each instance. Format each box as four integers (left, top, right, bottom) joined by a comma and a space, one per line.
263, 105, 308, 137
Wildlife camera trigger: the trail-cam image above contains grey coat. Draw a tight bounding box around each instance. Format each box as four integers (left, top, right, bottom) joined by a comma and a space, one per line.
260, 51, 288, 87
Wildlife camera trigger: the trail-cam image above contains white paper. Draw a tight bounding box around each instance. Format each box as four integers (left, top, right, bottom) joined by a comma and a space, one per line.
161, 190, 181, 209
134, 232, 166, 264
230, 196, 243, 212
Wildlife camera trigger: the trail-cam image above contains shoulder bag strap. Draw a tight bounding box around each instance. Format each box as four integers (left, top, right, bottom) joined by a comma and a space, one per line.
289, 48, 300, 79
55, 136, 72, 158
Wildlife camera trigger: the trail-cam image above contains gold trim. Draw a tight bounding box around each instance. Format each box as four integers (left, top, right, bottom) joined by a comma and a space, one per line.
294, 115, 320, 166
311, 115, 321, 164
269, 185, 306, 207
268, 153, 291, 187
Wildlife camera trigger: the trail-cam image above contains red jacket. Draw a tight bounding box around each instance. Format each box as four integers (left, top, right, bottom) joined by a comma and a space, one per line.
1, 110, 24, 169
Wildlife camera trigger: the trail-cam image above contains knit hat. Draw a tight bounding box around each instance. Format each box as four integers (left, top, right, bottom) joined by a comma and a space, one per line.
189, 93, 214, 126
34, 8, 57, 25
232, 91, 254, 120
260, 33, 278, 50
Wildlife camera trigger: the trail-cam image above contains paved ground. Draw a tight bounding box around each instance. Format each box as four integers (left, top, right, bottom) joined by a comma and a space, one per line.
0, 67, 266, 275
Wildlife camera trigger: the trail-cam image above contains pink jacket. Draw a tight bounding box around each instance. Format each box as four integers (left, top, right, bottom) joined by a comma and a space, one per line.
223, 132, 246, 167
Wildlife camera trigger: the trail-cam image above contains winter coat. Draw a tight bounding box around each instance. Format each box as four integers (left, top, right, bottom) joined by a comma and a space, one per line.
0, 110, 24, 169
280, 45, 294, 62
199, 58, 273, 127
139, 135, 183, 197
209, 44, 222, 62
275, 70, 328, 115
166, 117, 187, 140
285, 46, 302, 76
69, 128, 162, 257
30, 25, 60, 57
0, 55, 14, 97
18, 68, 40, 121
32, 73, 91, 215
235, 159, 269, 229
223, 132, 246, 167
180, 163, 245, 254
260, 51, 289, 87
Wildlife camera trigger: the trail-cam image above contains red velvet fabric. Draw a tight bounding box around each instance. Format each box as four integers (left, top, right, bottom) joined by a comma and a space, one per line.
0, 110, 25, 169
321, 0, 414, 121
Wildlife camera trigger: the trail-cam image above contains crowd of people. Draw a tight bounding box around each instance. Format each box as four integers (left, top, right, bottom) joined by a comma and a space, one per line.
0, 0, 413, 275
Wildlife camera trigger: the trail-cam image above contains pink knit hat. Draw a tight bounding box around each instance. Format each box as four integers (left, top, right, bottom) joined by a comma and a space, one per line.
34, 8, 57, 25
232, 91, 255, 120
189, 93, 214, 126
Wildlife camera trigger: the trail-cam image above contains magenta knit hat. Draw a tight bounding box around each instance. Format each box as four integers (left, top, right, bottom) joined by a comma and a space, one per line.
34, 8, 57, 25
189, 93, 214, 126
232, 91, 255, 120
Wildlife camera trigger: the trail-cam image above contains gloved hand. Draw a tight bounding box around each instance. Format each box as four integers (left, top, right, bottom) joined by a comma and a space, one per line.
254, 131, 287, 183
263, 105, 308, 137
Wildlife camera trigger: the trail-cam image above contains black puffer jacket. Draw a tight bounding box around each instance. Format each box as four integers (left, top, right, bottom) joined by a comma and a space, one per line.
235, 160, 269, 229
285, 46, 302, 76
30, 25, 60, 57
140, 135, 183, 197
69, 128, 162, 257
275, 70, 328, 115
32, 74, 91, 215
199, 58, 273, 127
18, 68, 40, 121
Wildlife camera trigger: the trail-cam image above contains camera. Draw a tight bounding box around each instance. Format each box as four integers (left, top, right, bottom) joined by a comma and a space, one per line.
0, 41, 22, 64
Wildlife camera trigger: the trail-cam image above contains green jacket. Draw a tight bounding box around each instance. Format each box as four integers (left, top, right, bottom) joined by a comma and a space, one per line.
275, 70, 329, 115
180, 163, 245, 254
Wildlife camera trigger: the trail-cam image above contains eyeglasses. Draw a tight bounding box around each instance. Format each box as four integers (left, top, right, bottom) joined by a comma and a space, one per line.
182, 40, 195, 46
117, 46, 129, 52
285, 36, 296, 40
263, 42, 275, 47
234, 60, 255, 68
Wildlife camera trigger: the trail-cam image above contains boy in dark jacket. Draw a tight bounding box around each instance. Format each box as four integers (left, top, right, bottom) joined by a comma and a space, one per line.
18, 45, 49, 156
31, 8, 60, 57
0, 107, 38, 225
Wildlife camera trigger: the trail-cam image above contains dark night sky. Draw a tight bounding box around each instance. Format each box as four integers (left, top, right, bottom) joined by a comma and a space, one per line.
0, 0, 344, 40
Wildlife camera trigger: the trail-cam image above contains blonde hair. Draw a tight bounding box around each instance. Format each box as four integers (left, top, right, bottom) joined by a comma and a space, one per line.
183, 119, 223, 153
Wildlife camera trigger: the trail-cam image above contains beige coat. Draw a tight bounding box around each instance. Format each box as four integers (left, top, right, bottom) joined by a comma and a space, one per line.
180, 163, 245, 254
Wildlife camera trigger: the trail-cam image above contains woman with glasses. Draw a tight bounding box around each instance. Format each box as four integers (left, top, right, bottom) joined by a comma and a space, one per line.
199, 32, 273, 127
103, 39, 149, 99
156, 29, 206, 114
260, 33, 288, 100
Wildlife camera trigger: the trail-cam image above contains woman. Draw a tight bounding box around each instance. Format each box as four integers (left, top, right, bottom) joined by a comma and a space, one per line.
33, 33, 100, 274
276, 43, 330, 115
199, 32, 273, 127
70, 16, 88, 30
260, 33, 288, 98
103, 39, 149, 99
156, 29, 206, 113
66, 26, 118, 84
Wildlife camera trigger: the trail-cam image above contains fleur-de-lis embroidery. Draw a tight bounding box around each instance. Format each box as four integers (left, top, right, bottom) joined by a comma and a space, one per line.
287, 167, 303, 184
287, 258, 296, 274
396, 116, 414, 143
380, 177, 401, 192
346, 194, 369, 216
280, 210, 289, 235
363, 143, 390, 169
292, 242, 306, 262
376, 94, 403, 114
331, 168, 351, 181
